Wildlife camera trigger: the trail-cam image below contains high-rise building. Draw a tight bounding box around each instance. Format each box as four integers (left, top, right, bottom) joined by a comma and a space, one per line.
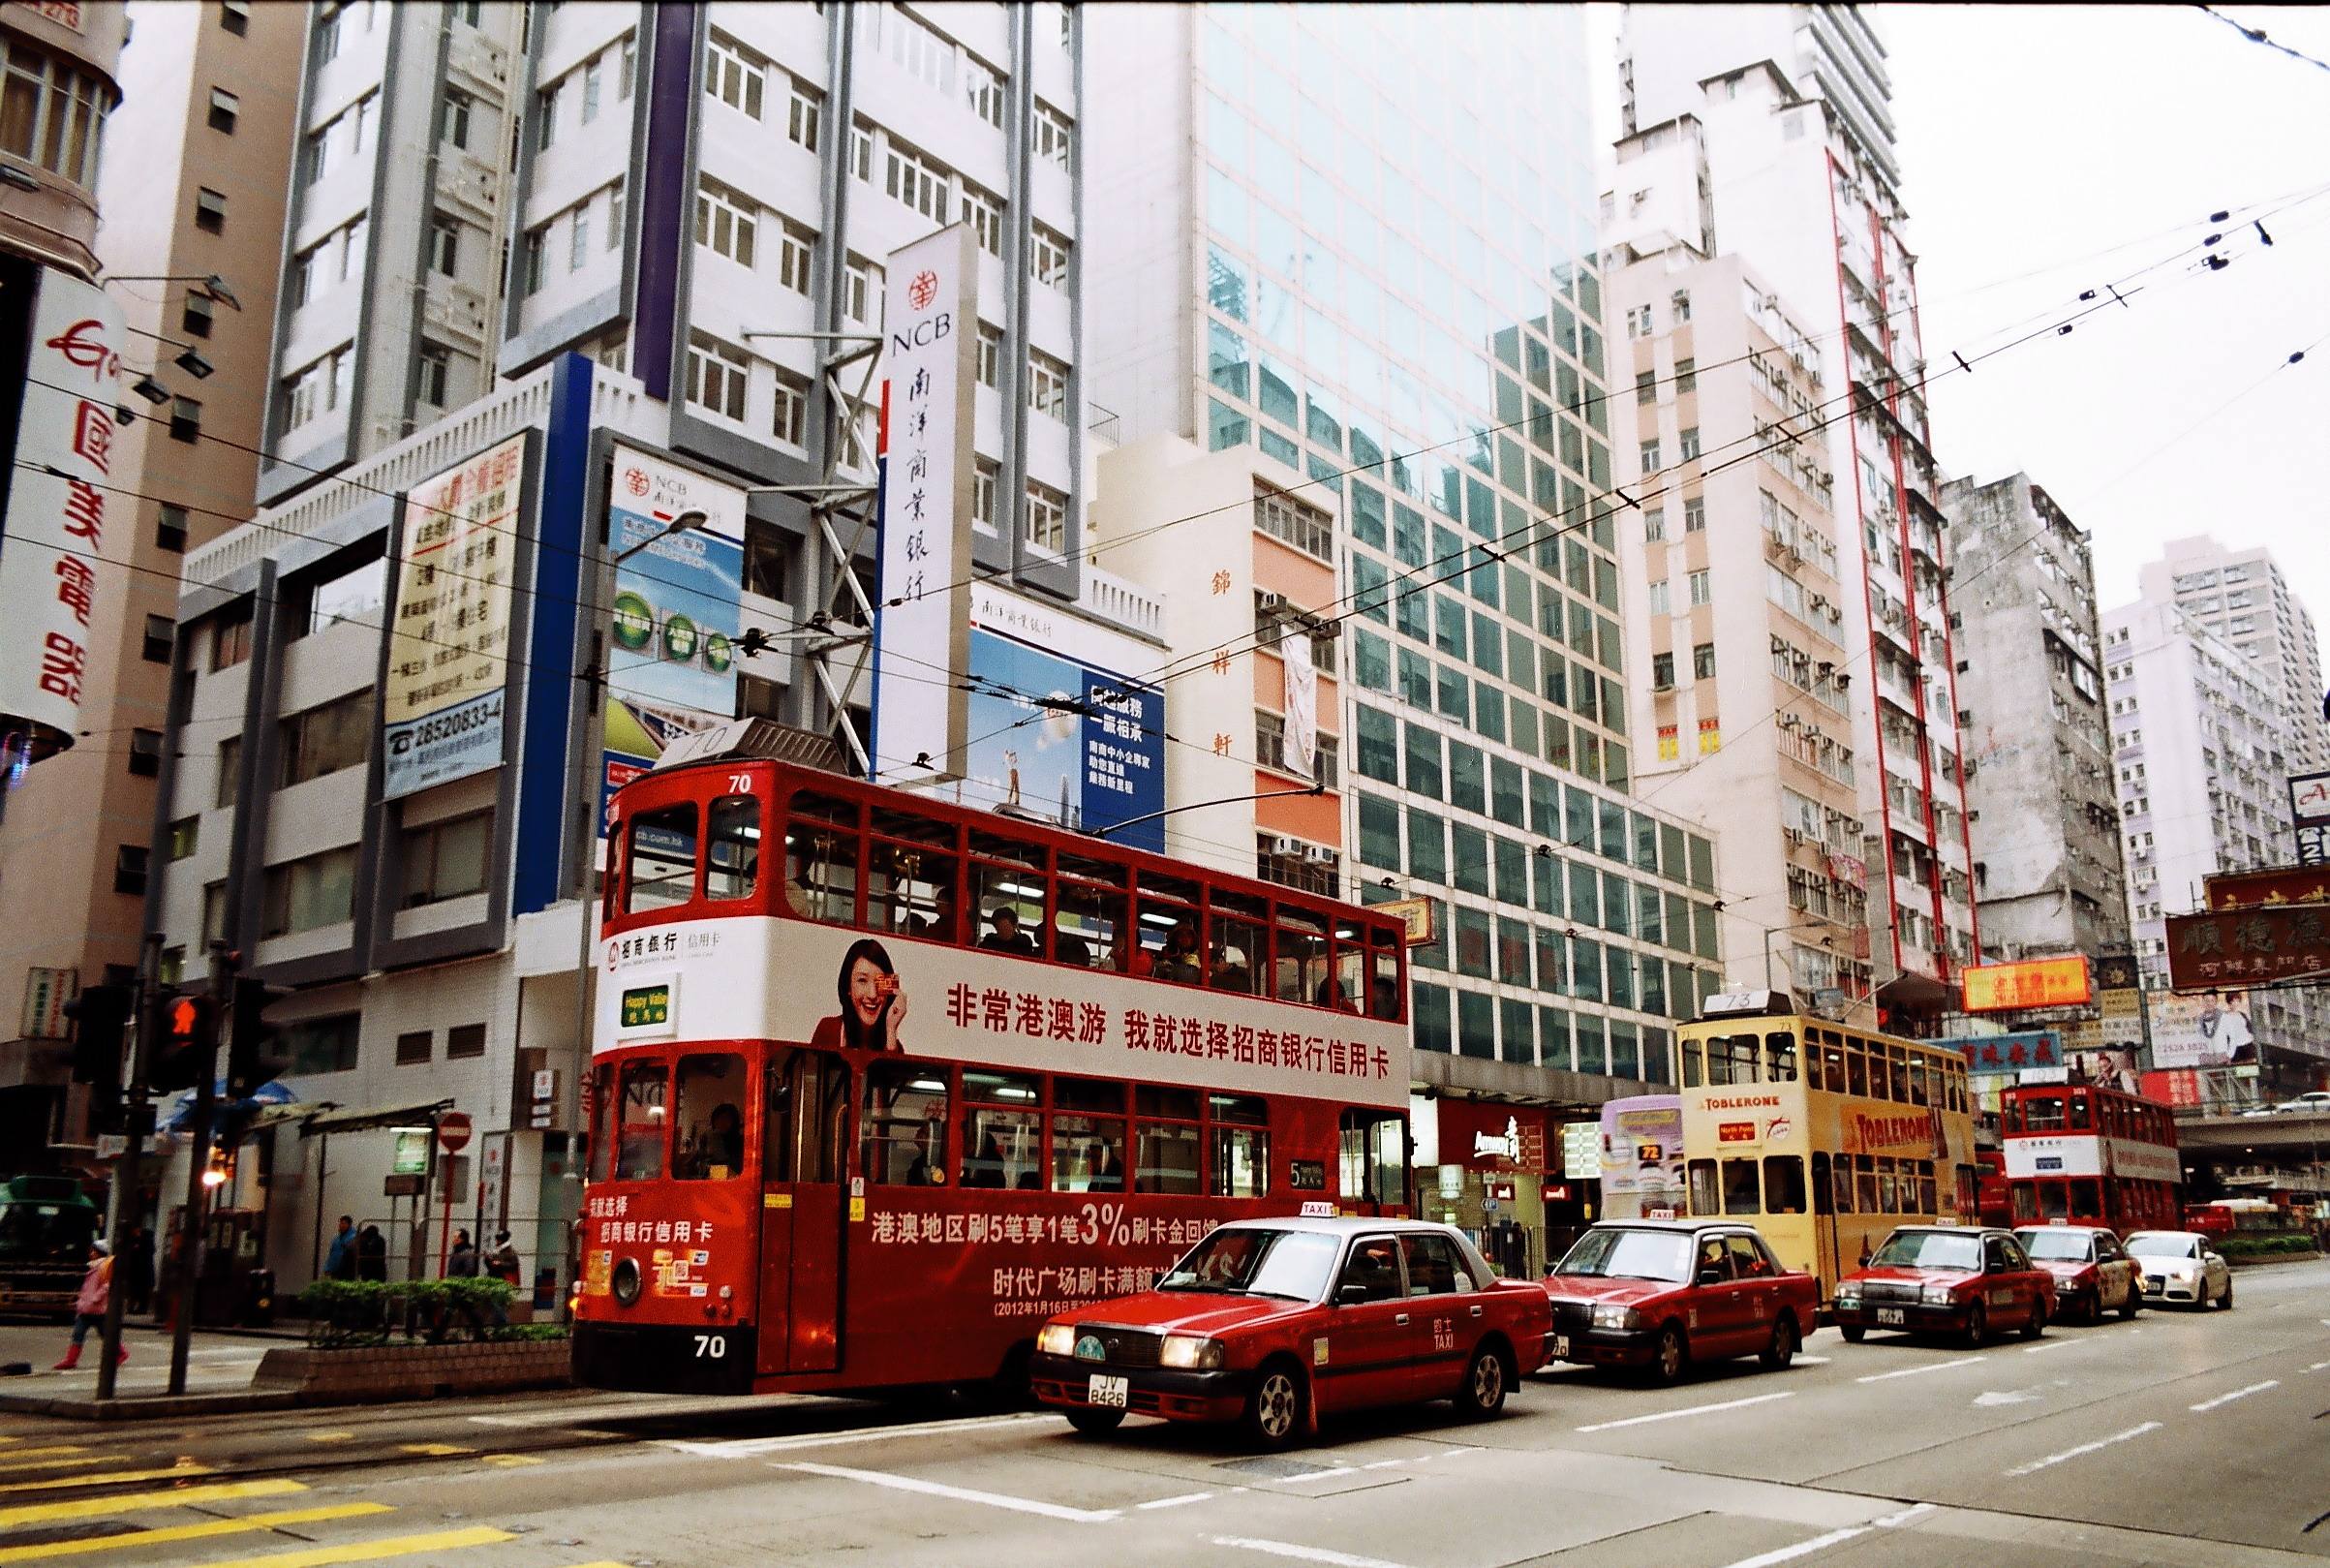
2138, 537, 2330, 774
2102, 599, 2319, 1071
1086, 4, 1731, 1177
1941, 474, 2127, 963
1606, 215, 1870, 1003
1616, 8, 1976, 1022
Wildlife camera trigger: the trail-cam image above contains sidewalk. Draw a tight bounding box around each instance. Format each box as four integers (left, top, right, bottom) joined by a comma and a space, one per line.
0, 1318, 301, 1420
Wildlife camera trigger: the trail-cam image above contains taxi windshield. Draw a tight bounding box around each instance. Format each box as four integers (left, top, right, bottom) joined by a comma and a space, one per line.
1553, 1227, 1693, 1284
1159, 1228, 1341, 1301
2018, 1231, 2095, 1263
2126, 1233, 2199, 1260
1868, 1231, 1981, 1272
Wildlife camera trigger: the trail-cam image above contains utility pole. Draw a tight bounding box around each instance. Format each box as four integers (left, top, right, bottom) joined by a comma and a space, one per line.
167, 941, 233, 1397
94, 934, 160, 1402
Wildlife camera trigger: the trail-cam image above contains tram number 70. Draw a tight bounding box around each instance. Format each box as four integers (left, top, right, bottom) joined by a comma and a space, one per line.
692, 1334, 728, 1359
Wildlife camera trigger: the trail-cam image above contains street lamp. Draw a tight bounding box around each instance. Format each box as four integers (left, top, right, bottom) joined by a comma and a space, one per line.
104, 272, 241, 310
613, 507, 708, 564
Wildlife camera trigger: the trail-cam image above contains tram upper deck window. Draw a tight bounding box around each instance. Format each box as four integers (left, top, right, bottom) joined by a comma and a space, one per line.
705, 796, 759, 902
786, 791, 860, 925
626, 805, 697, 914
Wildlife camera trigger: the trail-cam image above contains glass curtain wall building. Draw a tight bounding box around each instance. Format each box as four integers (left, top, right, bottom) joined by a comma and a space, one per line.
1088, 5, 1723, 1091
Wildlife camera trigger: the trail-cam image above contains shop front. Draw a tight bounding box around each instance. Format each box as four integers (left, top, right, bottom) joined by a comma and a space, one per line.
1415, 1097, 1590, 1278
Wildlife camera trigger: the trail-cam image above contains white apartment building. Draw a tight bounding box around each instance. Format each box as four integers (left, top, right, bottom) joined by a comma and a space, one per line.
2138, 537, 2330, 775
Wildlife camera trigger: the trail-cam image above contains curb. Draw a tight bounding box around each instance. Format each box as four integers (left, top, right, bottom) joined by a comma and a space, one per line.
0, 1389, 301, 1421
2223, 1249, 2324, 1268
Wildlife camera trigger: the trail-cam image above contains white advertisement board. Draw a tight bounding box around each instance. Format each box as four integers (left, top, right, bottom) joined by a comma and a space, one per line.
0, 268, 122, 753
2002, 1135, 2181, 1185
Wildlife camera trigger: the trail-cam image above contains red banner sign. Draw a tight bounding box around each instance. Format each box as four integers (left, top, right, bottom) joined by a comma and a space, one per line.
2202, 866, 2330, 911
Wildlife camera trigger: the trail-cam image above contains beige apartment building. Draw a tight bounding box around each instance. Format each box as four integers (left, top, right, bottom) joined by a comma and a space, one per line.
1610, 235, 1872, 1005
0, 0, 300, 1159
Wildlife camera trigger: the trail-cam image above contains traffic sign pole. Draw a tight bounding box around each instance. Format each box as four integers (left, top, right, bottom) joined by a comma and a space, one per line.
433, 1114, 473, 1276
94, 934, 159, 1403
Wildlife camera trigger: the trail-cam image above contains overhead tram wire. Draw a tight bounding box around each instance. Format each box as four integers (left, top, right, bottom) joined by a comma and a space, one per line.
2193, 4, 2330, 77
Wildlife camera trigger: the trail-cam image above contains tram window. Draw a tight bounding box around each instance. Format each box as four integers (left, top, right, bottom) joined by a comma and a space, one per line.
1055, 876, 1123, 969
1708, 1033, 1758, 1086
2067, 1093, 2092, 1130
1916, 1162, 1937, 1216
1811, 1153, 1834, 1214
626, 805, 697, 914
586, 1062, 615, 1182
672, 1052, 750, 1180
764, 1047, 849, 1185
2023, 1092, 2065, 1132
870, 839, 959, 941
2010, 1182, 2037, 1222
962, 1070, 1042, 1189
1855, 1156, 1879, 1214
1722, 1158, 1760, 1215
1818, 1033, 1846, 1094
1338, 1110, 1407, 1207
2069, 1178, 2100, 1217
1680, 1035, 1703, 1088
2038, 1181, 2069, 1221
1886, 1045, 1910, 1103
1211, 1101, 1271, 1199
1687, 1157, 1720, 1216
614, 1060, 669, 1181
1332, 930, 1367, 1016
704, 795, 760, 901
785, 819, 858, 926
1369, 929, 1403, 1021
1275, 905, 1331, 1005
1830, 1153, 1854, 1214
1137, 898, 1202, 983
1905, 1058, 1928, 1107
1763, 1155, 1807, 1214
1051, 1079, 1127, 1194
971, 860, 1045, 957
1875, 1158, 1897, 1214
1209, 891, 1269, 997
861, 1061, 948, 1185
1845, 1043, 1869, 1098
968, 826, 1042, 867
1136, 1119, 1203, 1195
871, 802, 955, 848
1765, 1030, 1797, 1082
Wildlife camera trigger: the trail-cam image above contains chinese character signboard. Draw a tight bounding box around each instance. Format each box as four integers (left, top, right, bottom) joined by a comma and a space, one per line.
1941, 1030, 2064, 1077
961, 626, 1165, 852
2165, 906, 2330, 994
871, 225, 978, 784
599, 443, 748, 830
2204, 866, 2330, 910
1959, 956, 2092, 1013
0, 268, 121, 757
382, 434, 527, 797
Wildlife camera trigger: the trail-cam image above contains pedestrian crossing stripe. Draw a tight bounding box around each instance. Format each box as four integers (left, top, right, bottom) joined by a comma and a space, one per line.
0, 1464, 213, 1497
176, 1527, 514, 1568
0, 1476, 298, 1528
0, 1503, 391, 1562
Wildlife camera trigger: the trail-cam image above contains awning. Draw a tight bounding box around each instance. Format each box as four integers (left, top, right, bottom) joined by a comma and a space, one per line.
295, 1099, 454, 1138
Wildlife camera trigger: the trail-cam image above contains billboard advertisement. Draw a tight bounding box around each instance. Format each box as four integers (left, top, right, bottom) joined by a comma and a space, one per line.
2148, 989, 2255, 1069
382, 434, 527, 798
2166, 906, 2330, 991
962, 628, 1164, 853
599, 444, 748, 837
1598, 1095, 1685, 1219
1960, 956, 2092, 1013
0, 267, 121, 757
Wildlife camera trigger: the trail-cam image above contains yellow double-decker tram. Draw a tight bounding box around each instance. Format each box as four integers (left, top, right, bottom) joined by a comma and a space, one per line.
1675, 990, 1978, 1304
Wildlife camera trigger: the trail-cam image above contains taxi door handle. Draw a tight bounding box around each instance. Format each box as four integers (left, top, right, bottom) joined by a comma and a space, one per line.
1469, 1306, 1484, 1318
1395, 1313, 1410, 1326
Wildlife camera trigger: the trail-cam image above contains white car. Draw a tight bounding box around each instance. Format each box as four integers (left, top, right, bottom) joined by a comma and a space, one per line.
2125, 1230, 2232, 1309
2271, 1091, 2330, 1115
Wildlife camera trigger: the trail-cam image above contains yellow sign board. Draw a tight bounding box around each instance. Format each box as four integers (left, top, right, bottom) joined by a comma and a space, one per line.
1960, 956, 2092, 1013
1376, 897, 1439, 947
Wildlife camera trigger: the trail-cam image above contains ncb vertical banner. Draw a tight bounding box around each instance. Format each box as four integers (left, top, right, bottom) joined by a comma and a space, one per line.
871, 226, 978, 784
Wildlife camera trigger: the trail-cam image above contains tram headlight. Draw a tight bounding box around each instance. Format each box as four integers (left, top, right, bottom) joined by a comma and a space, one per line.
1036, 1324, 1077, 1358
611, 1256, 643, 1308
1159, 1335, 1224, 1370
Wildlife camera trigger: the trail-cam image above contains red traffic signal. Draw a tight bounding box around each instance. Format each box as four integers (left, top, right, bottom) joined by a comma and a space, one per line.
166, 995, 211, 1043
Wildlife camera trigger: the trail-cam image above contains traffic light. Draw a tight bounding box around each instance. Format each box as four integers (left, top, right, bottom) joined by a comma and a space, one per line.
61, 983, 131, 1087
226, 976, 286, 1100
148, 990, 215, 1093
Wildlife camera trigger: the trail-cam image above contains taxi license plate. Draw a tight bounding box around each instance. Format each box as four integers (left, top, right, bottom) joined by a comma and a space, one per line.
1876, 1307, 1906, 1326
2141, 1276, 2161, 1294
1552, 1334, 1571, 1358
1088, 1373, 1128, 1408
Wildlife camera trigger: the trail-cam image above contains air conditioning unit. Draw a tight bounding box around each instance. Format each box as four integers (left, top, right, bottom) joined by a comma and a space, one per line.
1256, 591, 1286, 613
1811, 594, 1830, 612
1301, 845, 1339, 865
1266, 835, 1300, 856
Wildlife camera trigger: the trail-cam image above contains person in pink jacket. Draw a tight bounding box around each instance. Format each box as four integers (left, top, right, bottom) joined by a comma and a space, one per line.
54, 1242, 125, 1370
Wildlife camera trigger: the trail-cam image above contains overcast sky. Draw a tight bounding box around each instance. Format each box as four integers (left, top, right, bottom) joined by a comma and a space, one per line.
1591, 5, 2330, 615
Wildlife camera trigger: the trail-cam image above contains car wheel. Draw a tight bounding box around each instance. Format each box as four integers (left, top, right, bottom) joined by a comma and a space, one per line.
1839, 1322, 1866, 1343
1963, 1301, 1989, 1348
2218, 1276, 2233, 1310
1649, 1323, 1690, 1386
2020, 1298, 2046, 1339
1242, 1360, 1305, 1452
1759, 1314, 1798, 1370
2077, 1291, 2100, 1327
2119, 1286, 2140, 1321
1065, 1404, 1124, 1436
1455, 1343, 1509, 1419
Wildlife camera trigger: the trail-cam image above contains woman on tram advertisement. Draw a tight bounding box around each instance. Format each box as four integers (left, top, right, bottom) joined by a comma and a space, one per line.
812, 938, 910, 1052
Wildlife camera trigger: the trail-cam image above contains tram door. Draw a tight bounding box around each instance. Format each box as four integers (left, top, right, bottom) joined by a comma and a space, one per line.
759, 1047, 850, 1375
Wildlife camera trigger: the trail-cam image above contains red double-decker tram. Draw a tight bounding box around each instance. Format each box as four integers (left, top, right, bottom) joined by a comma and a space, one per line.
573, 752, 1414, 1398
1998, 1083, 2182, 1232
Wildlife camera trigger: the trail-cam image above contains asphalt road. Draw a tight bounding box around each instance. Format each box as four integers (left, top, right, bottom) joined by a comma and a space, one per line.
0, 1259, 2321, 1568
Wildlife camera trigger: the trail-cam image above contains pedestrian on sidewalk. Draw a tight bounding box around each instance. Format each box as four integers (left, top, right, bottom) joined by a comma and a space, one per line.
354, 1223, 387, 1283
324, 1214, 356, 1281
54, 1242, 125, 1370
122, 1224, 155, 1318
445, 1230, 477, 1277
484, 1230, 520, 1328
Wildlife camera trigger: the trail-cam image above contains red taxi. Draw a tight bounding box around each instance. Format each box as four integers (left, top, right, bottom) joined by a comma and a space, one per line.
2012, 1224, 2139, 1323
1833, 1225, 2052, 1346
1541, 1220, 1821, 1385
1030, 1217, 1550, 1450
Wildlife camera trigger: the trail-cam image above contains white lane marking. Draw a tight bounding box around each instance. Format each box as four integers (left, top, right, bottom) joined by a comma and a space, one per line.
2004, 1421, 2162, 1478
2021, 1339, 2080, 1353
2305, 1360, 2330, 1373
1136, 1491, 1214, 1511
1873, 1502, 1936, 1528
777, 1460, 1119, 1522
1793, 1355, 1832, 1366
665, 1412, 1059, 1458
1575, 1390, 1796, 1432
1856, 1355, 1989, 1384
1210, 1536, 1414, 1568
1711, 1525, 1869, 1568
1277, 1466, 1357, 1485
2190, 1379, 2280, 1412
1437, 1448, 1477, 1460
1361, 1460, 1406, 1470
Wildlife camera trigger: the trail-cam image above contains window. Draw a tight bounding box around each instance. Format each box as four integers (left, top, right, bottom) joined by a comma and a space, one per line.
260, 846, 357, 937
773, 219, 812, 295
772, 369, 809, 447
1028, 223, 1071, 292
0, 42, 111, 185
1254, 485, 1333, 560
861, 1061, 946, 1185
1643, 507, 1666, 542
581, 54, 602, 124
395, 1030, 431, 1065
1652, 651, 1674, 689
417, 343, 451, 408
279, 690, 371, 785
208, 611, 251, 672
282, 1014, 358, 1076
685, 330, 750, 422
1647, 581, 1670, 618
619, 32, 636, 99
849, 117, 873, 181
1675, 356, 1696, 392
1640, 440, 1660, 472
568, 203, 591, 269
1025, 480, 1067, 554
964, 54, 1004, 127
960, 179, 1003, 257
1679, 427, 1702, 461
976, 322, 1001, 387
971, 456, 999, 531
1135, 1085, 1202, 1195
1051, 1078, 1125, 1192
1636, 369, 1656, 405
522, 228, 547, 296
112, 844, 147, 896
1684, 497, 1705, 533
694, 176, 757, 266
441, 86, 471, 149
1693, 642, 1716, 680
614, 1060, 668, 1180
1026, 349, 1068, 420
400, 810, 492, 907
884, 137, 950, 222
673, 1052, 750, 1179
207, 87, 238, 134
1033, 99, 1073, 166
843, 255, 878, 324
705, 30, 765, 119
786, 76, 820, 150
215, 737, 240, 808
194, 187, 227, 232
1688, 569, 1710, 606
170, 395, 201, 443
1210, 1094, 1270, 1197
141, 613, 173, 662
221, 2, 251, 35
168, 816, 199, 860
1671, 289, 1692, 323
428, 216, 459, 277
181, 291, 214, 341
607, 180, 626, 249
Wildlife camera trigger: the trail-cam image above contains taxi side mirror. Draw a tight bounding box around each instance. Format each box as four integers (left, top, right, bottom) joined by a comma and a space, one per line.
1697, 1267, 1725, 1286
1336, 1283, 1371, 1307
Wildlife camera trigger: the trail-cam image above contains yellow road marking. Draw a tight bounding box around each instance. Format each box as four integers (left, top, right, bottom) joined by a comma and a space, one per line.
0, 1503, 392, 1562
0, 1449, 88, 1463
0, 1459, 126, 1477
480, 1455, 540, 1468
0, 1464, 213, 1496
0, 1478, 304, 1528
393, 1444, 474, 1458
182, 1526, 513, 1568
302, 1432, 355, 1444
